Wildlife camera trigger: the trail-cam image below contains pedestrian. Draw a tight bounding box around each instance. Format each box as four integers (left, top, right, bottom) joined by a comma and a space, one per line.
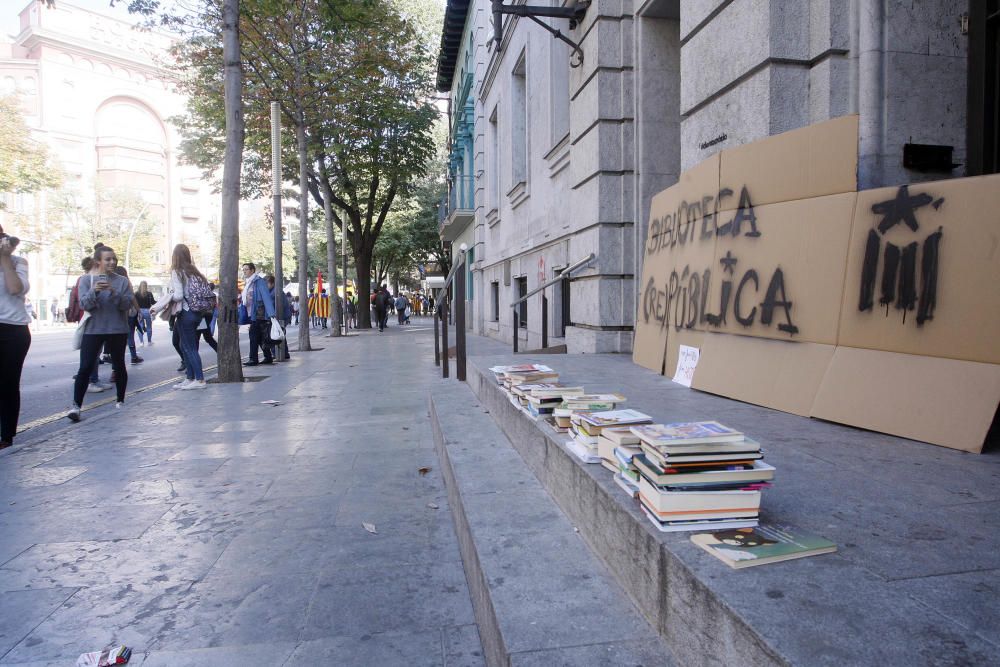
345, 291, 357, 329
50, 299, 59, 325
373, 285, 388, 332
291, 295, 300, 325
0, 225, 31, 448
266, 275, 290, 359
157, 244, 213, 390
395, 292, 408, 325
114, 266, 143, 365
67, 255, 111, 393
135, 280, 155, 345
241, 262, 275, 366
23, 297, 38, 330
320, 289, 329, 329
67, 245, 134, 421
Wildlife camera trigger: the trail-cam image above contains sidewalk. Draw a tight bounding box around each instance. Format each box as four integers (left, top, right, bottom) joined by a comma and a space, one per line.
0, 321, 485, 666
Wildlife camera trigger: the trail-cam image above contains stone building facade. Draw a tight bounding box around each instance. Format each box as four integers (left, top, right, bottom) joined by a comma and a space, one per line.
439, 0, 990, 353
0, 0, 218, 315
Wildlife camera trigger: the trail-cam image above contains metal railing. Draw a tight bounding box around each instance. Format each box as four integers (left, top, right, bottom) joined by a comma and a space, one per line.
434, 252, 467, 381
509, 252, 595, 353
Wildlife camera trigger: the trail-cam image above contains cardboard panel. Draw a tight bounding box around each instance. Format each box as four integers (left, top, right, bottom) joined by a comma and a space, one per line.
634, 153, 720, 373
811, 347, 1000, 453
718, 115, 858, 211
704, 193, 857, 345
838, 174, 1000, 364
692, 332, 836, 417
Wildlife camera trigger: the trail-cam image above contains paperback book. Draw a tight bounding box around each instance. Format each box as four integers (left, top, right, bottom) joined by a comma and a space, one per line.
690, 524, 837, 569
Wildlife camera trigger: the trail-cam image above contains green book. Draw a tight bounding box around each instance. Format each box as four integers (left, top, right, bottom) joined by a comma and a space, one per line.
690, 524, 836, 569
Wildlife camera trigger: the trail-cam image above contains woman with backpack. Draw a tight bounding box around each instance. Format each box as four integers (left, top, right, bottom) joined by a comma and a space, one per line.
67, 245, 134, 421
157, 244, 214, 390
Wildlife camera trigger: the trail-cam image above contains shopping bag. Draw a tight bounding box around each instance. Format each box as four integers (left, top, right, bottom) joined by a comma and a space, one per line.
269, 316, 285, 342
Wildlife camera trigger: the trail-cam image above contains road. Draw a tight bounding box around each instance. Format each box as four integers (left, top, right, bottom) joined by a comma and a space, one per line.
16, 321, 314, 430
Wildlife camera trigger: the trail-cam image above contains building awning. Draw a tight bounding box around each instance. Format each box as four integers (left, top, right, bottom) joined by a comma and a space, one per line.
435, 0, 471, 92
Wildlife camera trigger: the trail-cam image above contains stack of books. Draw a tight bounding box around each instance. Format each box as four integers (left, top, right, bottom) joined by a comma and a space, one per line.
551, 393, 627, 431
489, 363, 554, 385
513, 383, 584, 418
628, 421, 775, 533
568, 409, 653, 464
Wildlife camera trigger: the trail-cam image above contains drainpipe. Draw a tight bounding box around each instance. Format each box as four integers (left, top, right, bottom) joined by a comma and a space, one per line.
856, 0, 886, 189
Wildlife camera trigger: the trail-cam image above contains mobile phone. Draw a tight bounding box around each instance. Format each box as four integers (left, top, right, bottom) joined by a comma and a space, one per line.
97, 274, 108, 284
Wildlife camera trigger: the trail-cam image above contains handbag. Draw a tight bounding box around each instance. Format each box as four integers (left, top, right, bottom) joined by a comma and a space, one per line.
73, 311, 91, 350
269, 316, 285, 342
238, 303, 250, 325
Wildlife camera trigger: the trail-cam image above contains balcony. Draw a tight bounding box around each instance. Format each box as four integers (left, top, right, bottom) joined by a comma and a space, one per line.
439, 174, 474, 242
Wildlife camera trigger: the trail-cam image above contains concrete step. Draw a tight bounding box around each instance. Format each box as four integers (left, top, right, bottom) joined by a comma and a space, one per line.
429, 379, 676, 667
460, 352, 1000, 667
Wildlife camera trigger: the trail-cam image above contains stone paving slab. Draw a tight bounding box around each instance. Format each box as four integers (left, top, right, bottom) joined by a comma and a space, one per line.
0, 323, 484, 666
461, 348, 1000, 666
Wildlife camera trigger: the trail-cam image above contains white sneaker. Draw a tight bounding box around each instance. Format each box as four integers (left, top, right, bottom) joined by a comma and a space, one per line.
115, 401, 124, 409
147, 341, 154, 346
87, 384, 105, 394
181, 380, 207, 390
173, 379, 193, 390
139, 341, 144, 347
97, 382, 114, 390
67, 406, 81, 422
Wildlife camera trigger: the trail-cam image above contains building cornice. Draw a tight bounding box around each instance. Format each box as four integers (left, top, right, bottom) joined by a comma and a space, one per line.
19, 29, 176, 80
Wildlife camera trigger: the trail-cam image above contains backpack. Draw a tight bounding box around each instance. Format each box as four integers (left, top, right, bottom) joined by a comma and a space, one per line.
65, 277, 83, 323
184, 274, 217, 314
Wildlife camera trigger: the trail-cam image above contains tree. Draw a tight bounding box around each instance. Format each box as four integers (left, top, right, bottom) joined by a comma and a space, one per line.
117, 0, 245, 382
170, 0, 440, 331
0, 94, 60, 207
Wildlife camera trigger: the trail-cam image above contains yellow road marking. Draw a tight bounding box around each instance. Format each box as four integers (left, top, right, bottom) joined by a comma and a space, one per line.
16, 363, 220, 434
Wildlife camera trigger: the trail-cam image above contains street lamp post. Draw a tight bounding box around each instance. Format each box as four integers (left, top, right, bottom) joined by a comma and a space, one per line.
123, 202, 150, 273
270, 101, 287, 361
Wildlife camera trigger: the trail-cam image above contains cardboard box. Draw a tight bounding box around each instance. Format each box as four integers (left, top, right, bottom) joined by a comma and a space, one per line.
838, 174, 1000, 364
692, 332, 836, 417
634, 153, 720, 373
718, 115, 858, 211
811, 346, 1000, 453
705, 193, 857, 345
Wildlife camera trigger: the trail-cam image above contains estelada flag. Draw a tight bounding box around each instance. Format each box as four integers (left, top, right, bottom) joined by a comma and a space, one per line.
308, 271, 330, 318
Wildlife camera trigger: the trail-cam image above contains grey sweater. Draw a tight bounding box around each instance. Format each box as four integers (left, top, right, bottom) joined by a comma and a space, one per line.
78, 272, 134, 334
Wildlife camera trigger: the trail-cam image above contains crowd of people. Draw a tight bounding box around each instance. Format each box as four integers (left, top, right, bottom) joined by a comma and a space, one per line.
0, 224, 438, 448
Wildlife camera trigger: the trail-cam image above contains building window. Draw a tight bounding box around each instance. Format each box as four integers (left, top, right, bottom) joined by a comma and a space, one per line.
488, 106, 499, 212
549, 30, 570, 146
491, 281, 500, 321
511, 52, 528, 187
516, 276, 528, 328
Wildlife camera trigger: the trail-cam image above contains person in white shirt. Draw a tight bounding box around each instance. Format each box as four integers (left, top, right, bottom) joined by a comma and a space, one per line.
0, 225, 31, 448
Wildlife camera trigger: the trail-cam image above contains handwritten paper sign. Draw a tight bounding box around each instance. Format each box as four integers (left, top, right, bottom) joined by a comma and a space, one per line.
672, 345, 700, 387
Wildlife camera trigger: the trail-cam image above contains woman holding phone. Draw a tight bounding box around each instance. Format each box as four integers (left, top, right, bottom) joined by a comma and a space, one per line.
0, 224, 30, 448
68, 245, 134, 422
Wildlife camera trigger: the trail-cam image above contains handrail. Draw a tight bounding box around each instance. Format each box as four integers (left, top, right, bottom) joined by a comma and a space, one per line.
508, 252, 595, 309
439, 254, 465, 295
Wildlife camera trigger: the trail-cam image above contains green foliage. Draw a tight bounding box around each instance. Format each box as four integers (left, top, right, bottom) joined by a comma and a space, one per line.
47, 187, 161, 274
0, 95, 60, 207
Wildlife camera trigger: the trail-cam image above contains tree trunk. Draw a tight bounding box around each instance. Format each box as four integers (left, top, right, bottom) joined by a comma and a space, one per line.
217, 0, 244, 383
295, 117, 311, 351
320, 175, 341, 337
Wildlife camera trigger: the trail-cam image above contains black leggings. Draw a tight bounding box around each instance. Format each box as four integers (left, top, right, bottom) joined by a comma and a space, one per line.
74, 333, 127, 406
0, 323, 31, 442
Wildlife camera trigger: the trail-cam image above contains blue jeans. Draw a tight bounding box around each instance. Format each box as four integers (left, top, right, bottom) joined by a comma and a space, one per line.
178, 309, 204, 380
139, 309, 153, 342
